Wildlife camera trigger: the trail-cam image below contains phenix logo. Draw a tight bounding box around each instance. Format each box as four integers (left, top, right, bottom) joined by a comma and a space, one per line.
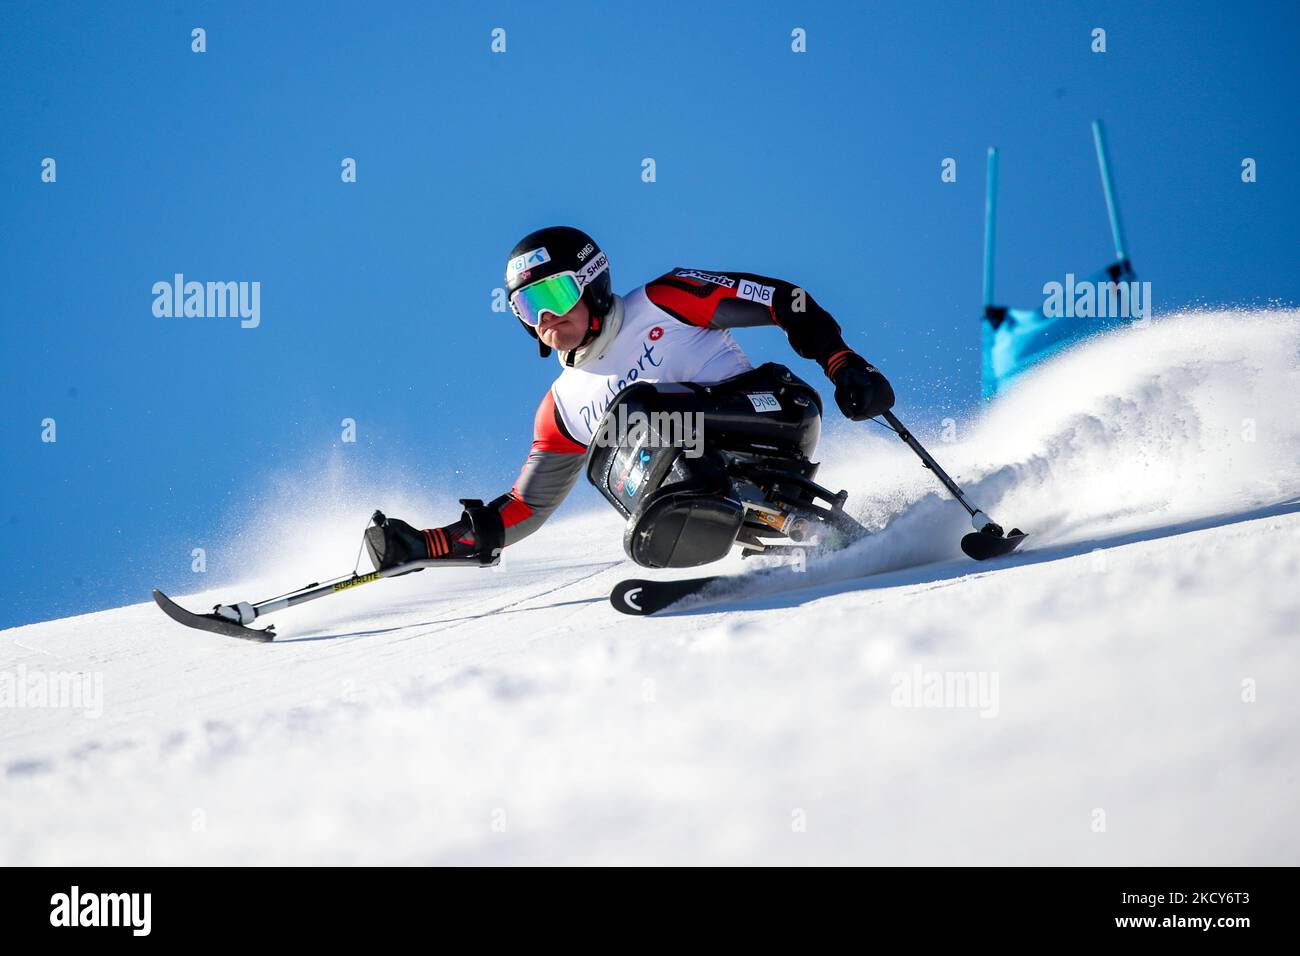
50, 886, 151, 936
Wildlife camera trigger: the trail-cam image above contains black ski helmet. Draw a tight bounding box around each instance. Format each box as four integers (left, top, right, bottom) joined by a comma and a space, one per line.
505, 225, 614, 358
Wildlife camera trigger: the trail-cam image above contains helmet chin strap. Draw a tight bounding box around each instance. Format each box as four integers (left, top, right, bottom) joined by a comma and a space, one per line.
562, 314, 603, 368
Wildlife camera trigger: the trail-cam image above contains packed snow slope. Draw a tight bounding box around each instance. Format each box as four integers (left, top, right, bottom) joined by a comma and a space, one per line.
3, 310, 1298, 865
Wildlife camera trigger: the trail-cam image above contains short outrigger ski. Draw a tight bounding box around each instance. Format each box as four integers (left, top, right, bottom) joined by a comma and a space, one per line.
152, 508, 497, 641
152, 589, 277, 642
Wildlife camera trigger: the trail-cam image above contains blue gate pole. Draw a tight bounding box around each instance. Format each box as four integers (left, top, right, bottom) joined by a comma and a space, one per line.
1092, 119, 1127, 262
983, 146, 999, 308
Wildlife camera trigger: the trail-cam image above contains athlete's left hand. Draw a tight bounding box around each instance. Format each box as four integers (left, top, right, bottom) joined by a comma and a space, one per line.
832, 355, 895, 421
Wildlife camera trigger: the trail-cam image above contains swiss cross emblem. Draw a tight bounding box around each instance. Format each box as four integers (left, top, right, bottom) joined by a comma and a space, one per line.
648, 326, 663, 341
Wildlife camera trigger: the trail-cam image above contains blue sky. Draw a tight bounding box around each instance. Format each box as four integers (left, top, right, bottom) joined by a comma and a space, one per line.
3, 0, 1297, 628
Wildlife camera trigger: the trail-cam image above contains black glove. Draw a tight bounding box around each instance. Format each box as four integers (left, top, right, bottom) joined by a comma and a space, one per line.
365, 514, 476, 573
365, 502, 505, 572
831, 354, 895, 421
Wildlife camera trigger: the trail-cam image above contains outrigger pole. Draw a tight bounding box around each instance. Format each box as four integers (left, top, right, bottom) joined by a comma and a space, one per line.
152, 507, 501, 641
880, 410, 1026, 561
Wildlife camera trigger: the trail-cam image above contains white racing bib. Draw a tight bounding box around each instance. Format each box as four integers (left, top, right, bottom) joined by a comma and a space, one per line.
550, 286, 752, 444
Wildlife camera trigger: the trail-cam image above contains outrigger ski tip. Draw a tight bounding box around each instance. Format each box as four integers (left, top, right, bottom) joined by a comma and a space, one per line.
152, 589, 276, 642
961, 525, 1028, 561
150, 521, 493, 640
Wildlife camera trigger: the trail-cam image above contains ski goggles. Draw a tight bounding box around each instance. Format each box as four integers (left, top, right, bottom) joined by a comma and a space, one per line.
510, 273, 583, 328
509, 253, 609, 327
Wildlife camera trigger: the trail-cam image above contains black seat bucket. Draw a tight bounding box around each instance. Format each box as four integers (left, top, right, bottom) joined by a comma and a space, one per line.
586, 364, 824, 569
623, 454, 743, 568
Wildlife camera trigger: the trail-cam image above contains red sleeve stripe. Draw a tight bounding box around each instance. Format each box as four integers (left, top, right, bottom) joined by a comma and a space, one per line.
533, 389, 586, 454
421, 527, 453, 557
825, 349, 855, 380
644, 278, 735, 328
499, 494, 534, 529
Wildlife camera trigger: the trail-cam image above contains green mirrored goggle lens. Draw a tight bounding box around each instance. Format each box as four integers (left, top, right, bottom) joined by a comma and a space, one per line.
510, 274, 583, 327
